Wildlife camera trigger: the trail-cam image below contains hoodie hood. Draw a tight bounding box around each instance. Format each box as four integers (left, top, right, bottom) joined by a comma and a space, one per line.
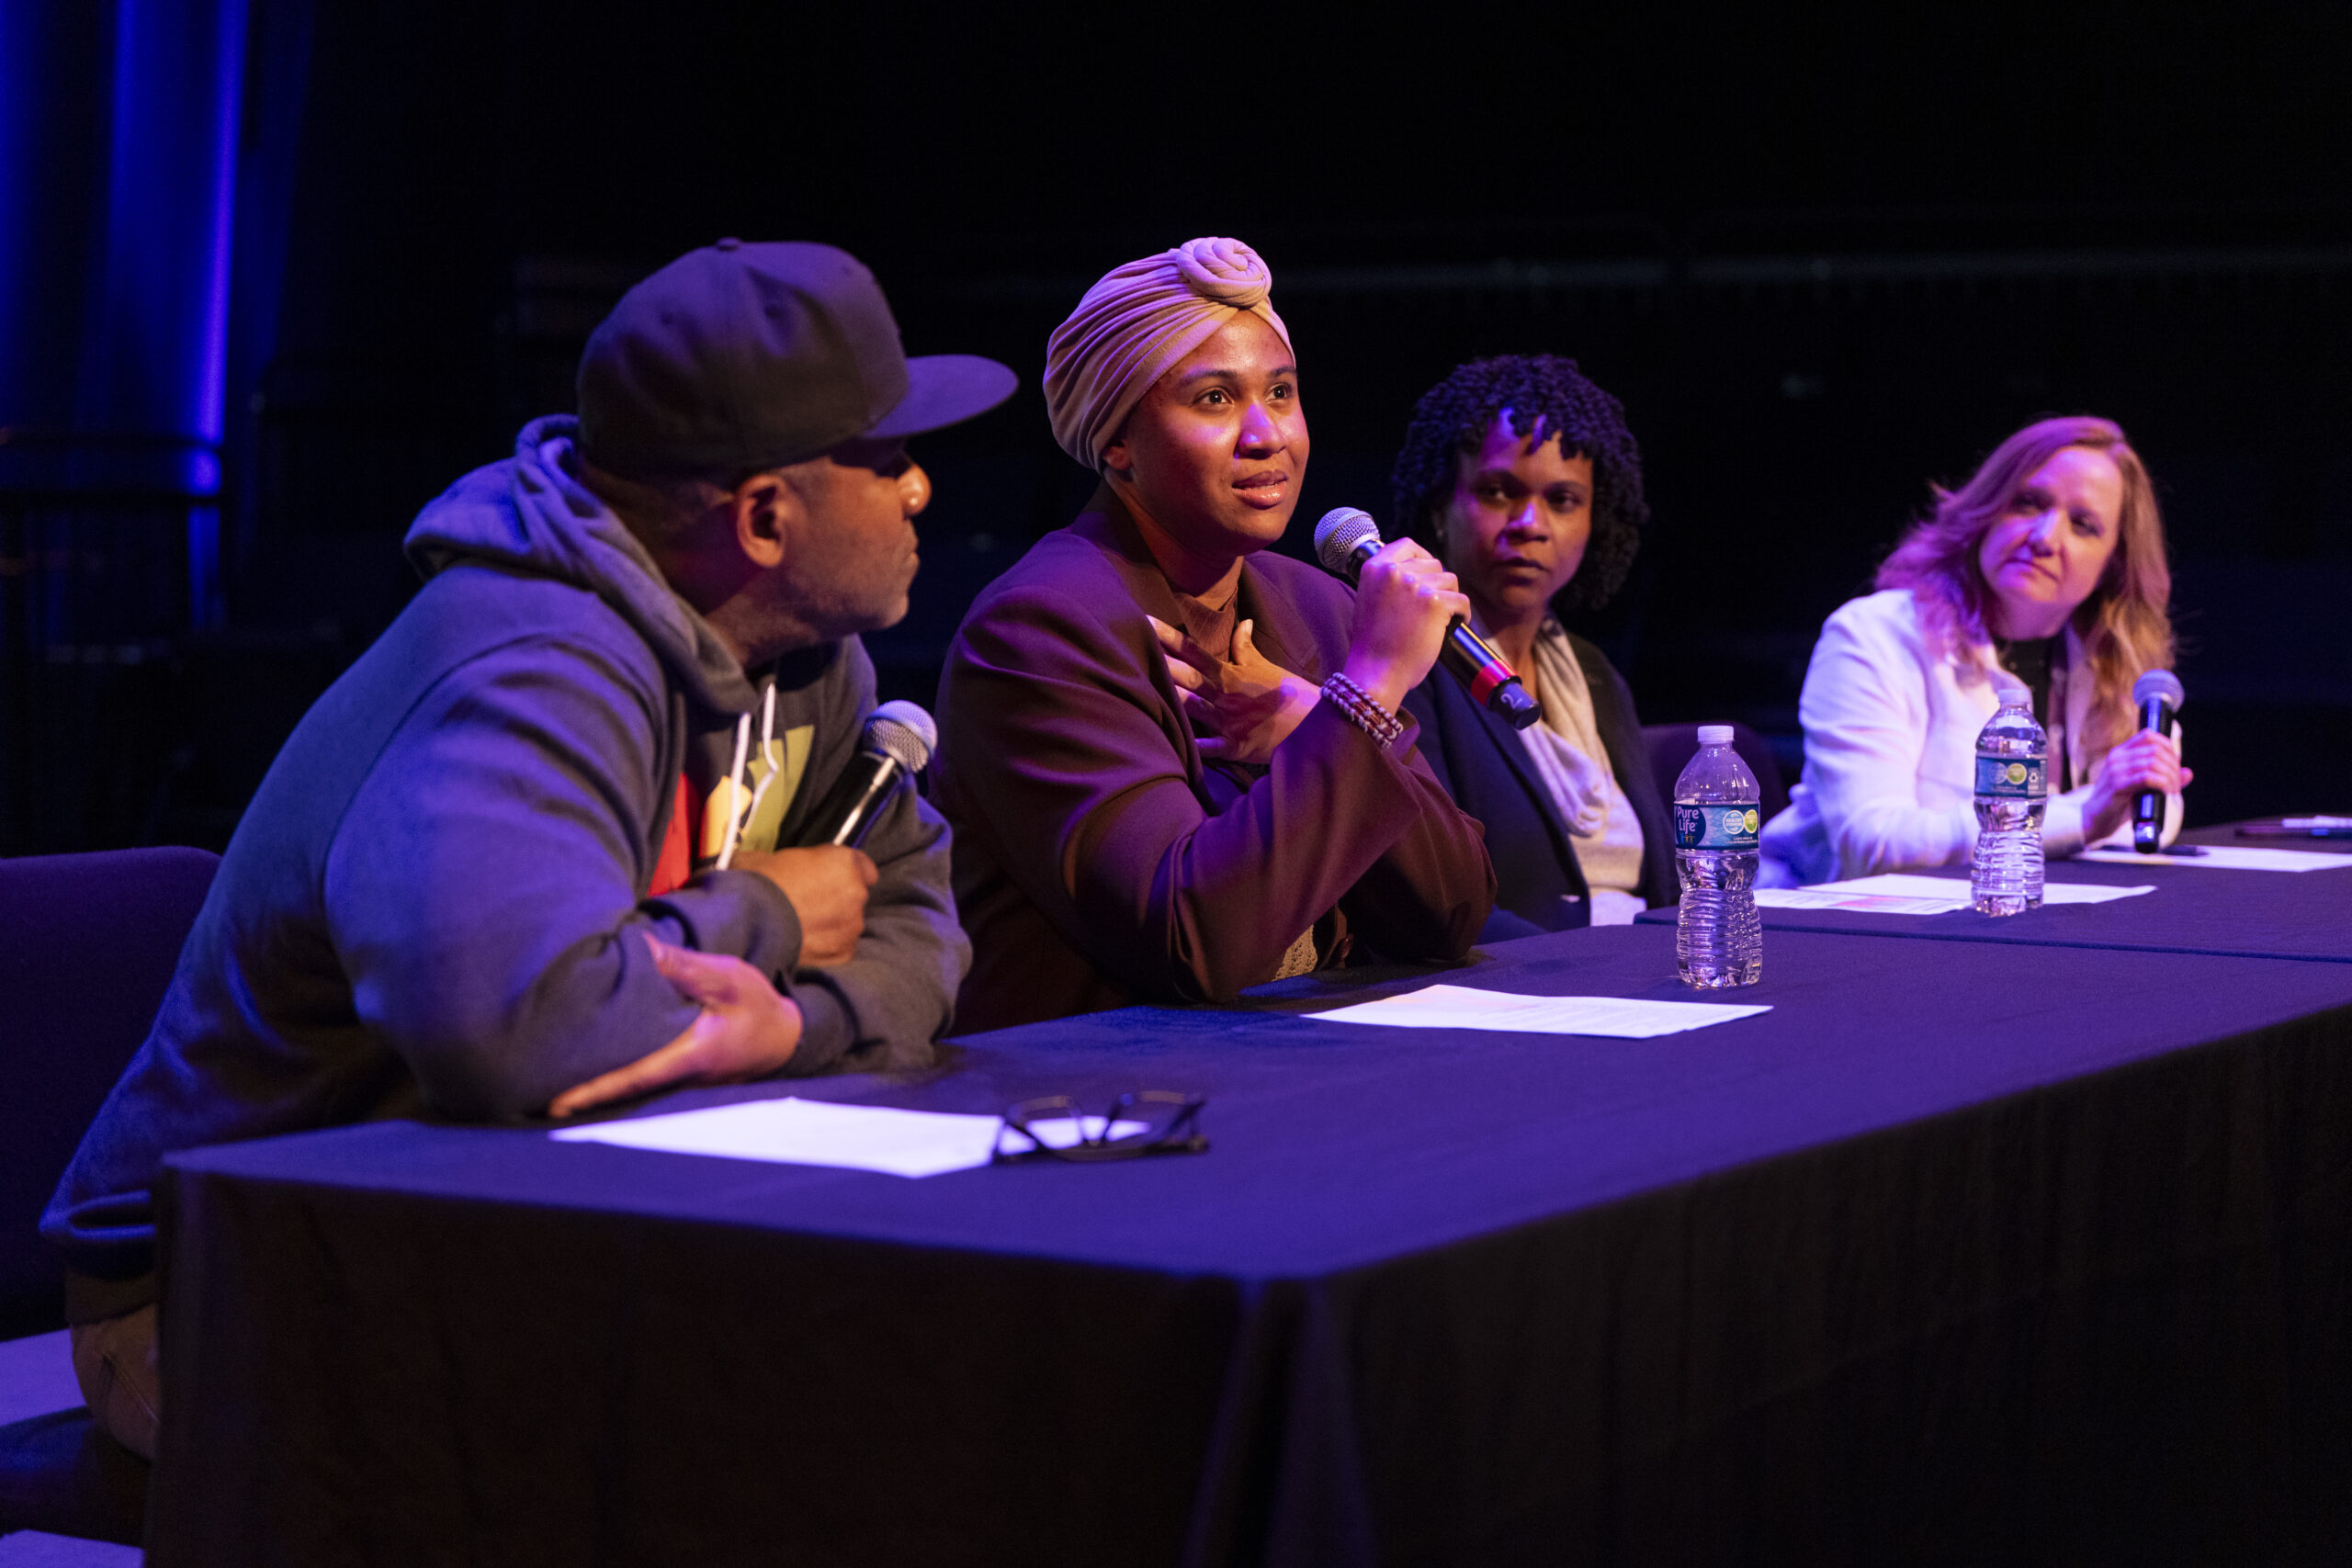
403, 414, 758, 716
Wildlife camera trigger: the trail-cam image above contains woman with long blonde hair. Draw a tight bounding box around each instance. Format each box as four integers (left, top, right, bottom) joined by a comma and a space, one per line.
1759, 415, 2190, 885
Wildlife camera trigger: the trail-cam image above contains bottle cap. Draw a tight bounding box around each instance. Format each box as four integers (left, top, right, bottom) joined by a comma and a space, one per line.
1990, 677, 2030, 706
1696, 724, 1734, 747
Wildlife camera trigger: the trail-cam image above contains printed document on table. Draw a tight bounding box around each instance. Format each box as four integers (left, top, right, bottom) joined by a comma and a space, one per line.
1757, 874, 2156, 915
2030, 882, 2155, 904
1309, 984, 1769, 1037
552, 1097, 1004, 1178
1758, 875, 1967, 914
2077, 844, 2352, 873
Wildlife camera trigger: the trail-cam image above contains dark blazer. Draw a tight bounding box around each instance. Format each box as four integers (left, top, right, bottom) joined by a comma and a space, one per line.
1403, 630, 1675, 940
933, 490, 1496, 1034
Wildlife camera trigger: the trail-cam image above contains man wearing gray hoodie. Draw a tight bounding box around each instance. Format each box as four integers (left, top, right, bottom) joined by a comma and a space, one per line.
42, 240, 1015, 1460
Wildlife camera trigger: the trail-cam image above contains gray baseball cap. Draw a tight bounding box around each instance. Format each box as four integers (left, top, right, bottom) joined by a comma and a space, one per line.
577, 238, 1016, 479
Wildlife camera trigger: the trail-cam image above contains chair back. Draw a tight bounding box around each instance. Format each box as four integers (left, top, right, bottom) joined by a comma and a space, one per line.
1641, 723, 1791, 822
0, 848, 218, 1337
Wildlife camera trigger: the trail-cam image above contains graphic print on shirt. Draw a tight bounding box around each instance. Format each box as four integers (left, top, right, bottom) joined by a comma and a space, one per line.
697, 724, 815, 867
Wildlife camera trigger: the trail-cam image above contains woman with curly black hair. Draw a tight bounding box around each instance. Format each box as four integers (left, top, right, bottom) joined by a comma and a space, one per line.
1392, 354, 1674, 935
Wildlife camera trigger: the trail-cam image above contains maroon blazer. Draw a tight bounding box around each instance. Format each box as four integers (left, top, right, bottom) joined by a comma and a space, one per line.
933, 491, 1496, 1034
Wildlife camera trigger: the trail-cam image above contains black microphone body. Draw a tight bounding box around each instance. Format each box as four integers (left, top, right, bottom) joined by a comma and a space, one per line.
795, 751, 905, 850
2129, 670, 2185, 854
791, 701, 937, 851
1319, 514, 1541, 731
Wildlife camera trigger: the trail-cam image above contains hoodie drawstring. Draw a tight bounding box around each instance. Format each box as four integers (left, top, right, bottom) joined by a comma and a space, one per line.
714, 682, 778, 871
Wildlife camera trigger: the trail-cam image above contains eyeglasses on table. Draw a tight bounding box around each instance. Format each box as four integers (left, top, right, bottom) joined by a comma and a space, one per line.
993, 1090, 1209, 1164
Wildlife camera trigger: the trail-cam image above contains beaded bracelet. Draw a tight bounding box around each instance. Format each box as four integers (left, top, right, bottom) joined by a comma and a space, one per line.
1320, 672, 1406, 750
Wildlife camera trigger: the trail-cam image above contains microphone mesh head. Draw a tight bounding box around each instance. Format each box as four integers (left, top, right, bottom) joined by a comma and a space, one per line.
2132, 669, 2184, 708
866, 701, 936, 771
1314, 507, 1383, 575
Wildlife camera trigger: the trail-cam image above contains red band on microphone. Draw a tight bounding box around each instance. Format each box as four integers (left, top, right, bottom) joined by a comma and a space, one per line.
1469, 658, 1512, 704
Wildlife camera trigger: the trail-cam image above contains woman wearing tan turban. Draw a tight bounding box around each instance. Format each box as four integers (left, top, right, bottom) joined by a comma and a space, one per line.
933, 238, 1495, 1032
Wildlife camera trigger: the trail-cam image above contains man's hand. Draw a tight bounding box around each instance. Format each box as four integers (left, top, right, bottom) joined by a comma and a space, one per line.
728, 845, 876, 966
2083, 728, 2194, 843
547, 934, 802, 1118
1340, 538, 1470, 713
1153, 615, 1319, 765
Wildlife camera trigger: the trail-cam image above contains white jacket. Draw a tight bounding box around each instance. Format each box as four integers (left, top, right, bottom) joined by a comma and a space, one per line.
1759, 588, 2180, 885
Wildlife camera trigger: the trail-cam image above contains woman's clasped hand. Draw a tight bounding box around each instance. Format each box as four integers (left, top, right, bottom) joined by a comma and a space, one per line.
2083, 727, 2191, 844
1152, 614, 1318, 765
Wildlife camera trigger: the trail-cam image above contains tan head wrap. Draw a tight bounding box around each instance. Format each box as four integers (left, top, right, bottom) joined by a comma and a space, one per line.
1043, 236, 1293, 469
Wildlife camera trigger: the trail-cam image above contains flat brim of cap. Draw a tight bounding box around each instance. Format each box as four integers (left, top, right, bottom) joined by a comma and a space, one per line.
867, 354, 1020, 439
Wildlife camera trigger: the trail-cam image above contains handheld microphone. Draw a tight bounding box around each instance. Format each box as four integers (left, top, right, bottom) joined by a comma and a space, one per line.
1312, 508, 1540, 730
793, 701, 936, 850
2129, 669, 2184, 854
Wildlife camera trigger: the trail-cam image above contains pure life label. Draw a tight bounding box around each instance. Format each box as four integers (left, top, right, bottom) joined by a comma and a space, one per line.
1675, 804, 1760, 852
1974, 755, 2048, 800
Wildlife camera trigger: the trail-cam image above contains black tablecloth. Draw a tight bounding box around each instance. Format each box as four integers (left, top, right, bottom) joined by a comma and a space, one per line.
1638, 842, 2352, 963
150, 923, 2352, 1566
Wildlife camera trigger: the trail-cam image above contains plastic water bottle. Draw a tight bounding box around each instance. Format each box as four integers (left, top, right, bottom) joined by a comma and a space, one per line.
1972, 678, 2048, 916
1673, 725, 1762, 987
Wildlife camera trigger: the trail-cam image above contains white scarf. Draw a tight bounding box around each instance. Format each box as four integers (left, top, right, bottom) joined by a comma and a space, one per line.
1512, 620, 1614, 836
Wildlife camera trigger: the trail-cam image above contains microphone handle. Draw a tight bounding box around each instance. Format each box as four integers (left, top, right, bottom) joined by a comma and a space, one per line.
2130, 697, 2176, 852
1343, 539, 1540, 730
794, 750, 904, 850
1438, 620, 1541, 729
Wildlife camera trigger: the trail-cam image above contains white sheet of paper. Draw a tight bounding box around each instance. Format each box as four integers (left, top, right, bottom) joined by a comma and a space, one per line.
2076, 844, 2352, 873
1309, 984, 1769, 1037
2045, 882, 2152, 904
552, 1097, 1004, 1178
1760, 874, 2156, 915
1756, 886, 1967, 914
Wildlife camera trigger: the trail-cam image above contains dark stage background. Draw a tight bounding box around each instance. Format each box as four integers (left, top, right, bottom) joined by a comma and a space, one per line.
4, 0, 2348, 855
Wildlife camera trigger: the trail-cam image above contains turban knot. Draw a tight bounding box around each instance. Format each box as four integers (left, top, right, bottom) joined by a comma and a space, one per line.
1043, 236, 1292, 469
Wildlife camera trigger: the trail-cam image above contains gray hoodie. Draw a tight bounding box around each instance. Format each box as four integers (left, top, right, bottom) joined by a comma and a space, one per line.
44, 416, 967, 1319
